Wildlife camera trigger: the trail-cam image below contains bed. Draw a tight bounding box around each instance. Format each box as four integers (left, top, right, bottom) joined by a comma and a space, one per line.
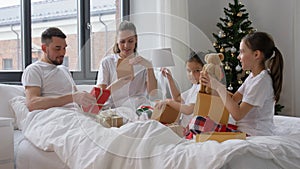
1, 83, 300, 169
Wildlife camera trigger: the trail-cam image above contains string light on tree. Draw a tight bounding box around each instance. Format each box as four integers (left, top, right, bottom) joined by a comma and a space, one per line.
212, 0, 255, 92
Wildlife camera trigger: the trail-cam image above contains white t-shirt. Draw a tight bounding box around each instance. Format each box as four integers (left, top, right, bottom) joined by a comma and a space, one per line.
179, 84, 200, 127
96, 54, 149, 109
22, 61, 75, 97
237, 70, 275, 136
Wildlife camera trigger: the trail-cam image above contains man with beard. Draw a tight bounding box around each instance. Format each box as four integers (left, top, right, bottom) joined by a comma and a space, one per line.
22, 27, 96, 111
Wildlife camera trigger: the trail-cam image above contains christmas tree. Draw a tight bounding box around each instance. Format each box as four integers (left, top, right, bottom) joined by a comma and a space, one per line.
212, 0, 284, 114
212, 0, 255, 92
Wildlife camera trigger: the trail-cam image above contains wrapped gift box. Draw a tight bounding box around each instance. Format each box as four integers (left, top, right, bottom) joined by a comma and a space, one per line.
193, 91, 229, 125
82, 87, 110, 115
151, 104, 180, 124
95, 110, 123, 128
116, 58, 134, 80
196, 132, 246, 143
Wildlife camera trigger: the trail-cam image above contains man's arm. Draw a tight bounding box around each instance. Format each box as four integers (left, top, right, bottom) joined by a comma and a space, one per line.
25, 86, 96, 111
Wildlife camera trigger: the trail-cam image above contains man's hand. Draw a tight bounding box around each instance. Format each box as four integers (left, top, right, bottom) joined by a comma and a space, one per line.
72, 91, 96, 106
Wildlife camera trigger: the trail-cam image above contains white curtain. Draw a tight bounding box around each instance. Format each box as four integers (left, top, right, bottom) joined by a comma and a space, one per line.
130, 0, 214, 94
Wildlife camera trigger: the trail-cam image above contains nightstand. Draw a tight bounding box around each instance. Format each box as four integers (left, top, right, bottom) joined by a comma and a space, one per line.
0, 117, 14, 169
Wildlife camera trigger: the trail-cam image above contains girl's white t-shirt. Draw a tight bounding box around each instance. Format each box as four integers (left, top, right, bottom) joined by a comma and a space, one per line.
237, 70, 275, 136
180, 84, 200, 127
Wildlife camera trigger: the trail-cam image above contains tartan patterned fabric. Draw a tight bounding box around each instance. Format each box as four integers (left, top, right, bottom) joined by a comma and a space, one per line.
186, 116, 239, 137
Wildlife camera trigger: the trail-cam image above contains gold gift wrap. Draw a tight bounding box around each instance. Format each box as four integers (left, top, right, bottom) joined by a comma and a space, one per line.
196, 132, 246, 143
95, 114, 123, 128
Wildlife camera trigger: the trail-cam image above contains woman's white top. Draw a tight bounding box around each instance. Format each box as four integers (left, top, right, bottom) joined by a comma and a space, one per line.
97, 54, 149, 109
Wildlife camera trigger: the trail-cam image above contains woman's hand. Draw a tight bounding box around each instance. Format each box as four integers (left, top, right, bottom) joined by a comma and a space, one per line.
129, 56, 152, 68
107, 75, 132, 91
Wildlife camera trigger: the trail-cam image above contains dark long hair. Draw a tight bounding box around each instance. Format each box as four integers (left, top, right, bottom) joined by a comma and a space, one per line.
113, 20, 138, 54
242, 32, 284, 102
186, 51, 205, 67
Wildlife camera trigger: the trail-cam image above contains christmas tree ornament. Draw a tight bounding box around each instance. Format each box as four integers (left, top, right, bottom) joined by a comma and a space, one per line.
213, 42, 217, 47
227, 84, 233, 91
235, 64, 242, 71
218, 31, 224, 38
238, 28, 243, 33
227, 21, 233, 27
238, 79, 243, 84
237, 12, 243, 17
220, 47, 225, 53
230, 46, 237, 53
224, 62, 231, 70
245, 70, 251, 74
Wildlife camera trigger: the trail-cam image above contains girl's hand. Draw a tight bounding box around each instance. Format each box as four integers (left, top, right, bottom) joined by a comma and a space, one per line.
129, 56, 152, 68
154, 99, 172, 110
160, 68, 172, 79
200, 71, 222, 90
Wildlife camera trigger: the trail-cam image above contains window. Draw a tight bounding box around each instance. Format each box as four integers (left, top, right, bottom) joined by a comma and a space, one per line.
0, 1, 21, 71
0, 0, 127, 84
2, 59, 13, 70
31, 0, 78, 71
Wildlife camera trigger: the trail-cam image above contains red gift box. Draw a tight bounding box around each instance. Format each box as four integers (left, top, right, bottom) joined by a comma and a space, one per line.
82, 87, 110, 115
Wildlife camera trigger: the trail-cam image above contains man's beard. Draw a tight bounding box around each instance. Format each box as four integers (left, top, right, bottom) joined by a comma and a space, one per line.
47, 54, 63, 65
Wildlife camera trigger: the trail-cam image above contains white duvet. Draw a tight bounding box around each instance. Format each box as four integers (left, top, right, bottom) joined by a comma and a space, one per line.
22, 107, 300, 169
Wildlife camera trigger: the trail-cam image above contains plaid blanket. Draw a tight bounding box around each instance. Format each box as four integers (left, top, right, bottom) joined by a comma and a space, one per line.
186, 116, 239, 139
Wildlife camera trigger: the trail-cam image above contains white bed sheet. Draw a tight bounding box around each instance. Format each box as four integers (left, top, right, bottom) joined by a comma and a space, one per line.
19, 106, 300, 169
14, 130, 69, 169
14, 132, 292, 169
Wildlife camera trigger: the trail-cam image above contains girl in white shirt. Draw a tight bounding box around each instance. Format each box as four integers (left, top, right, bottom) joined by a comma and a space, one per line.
155, 51, 205, 127
200, 32, 284, 136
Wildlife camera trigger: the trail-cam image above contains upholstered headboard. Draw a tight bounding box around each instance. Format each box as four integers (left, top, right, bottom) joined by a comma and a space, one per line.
0, 83, 94, 129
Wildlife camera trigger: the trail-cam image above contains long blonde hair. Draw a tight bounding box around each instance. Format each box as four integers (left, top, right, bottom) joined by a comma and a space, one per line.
113, 20, 138, 54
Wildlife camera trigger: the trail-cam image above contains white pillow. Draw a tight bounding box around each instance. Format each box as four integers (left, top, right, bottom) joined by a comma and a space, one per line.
0, 84, 25, 129
9, 96, 29, 131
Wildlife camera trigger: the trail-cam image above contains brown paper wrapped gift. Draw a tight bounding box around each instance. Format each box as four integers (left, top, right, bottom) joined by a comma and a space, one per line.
116, 58, 134, 80
196, 132, 246, 143
193, 89, 247, 142
193, 90, 229, 125
151, 104, 180, 124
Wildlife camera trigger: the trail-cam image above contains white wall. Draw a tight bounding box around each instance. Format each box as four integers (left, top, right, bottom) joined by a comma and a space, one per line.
130, 0, 214, 93
295, 0, 300, 116
130, 0, 299, 117
188, 0, 298, 117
